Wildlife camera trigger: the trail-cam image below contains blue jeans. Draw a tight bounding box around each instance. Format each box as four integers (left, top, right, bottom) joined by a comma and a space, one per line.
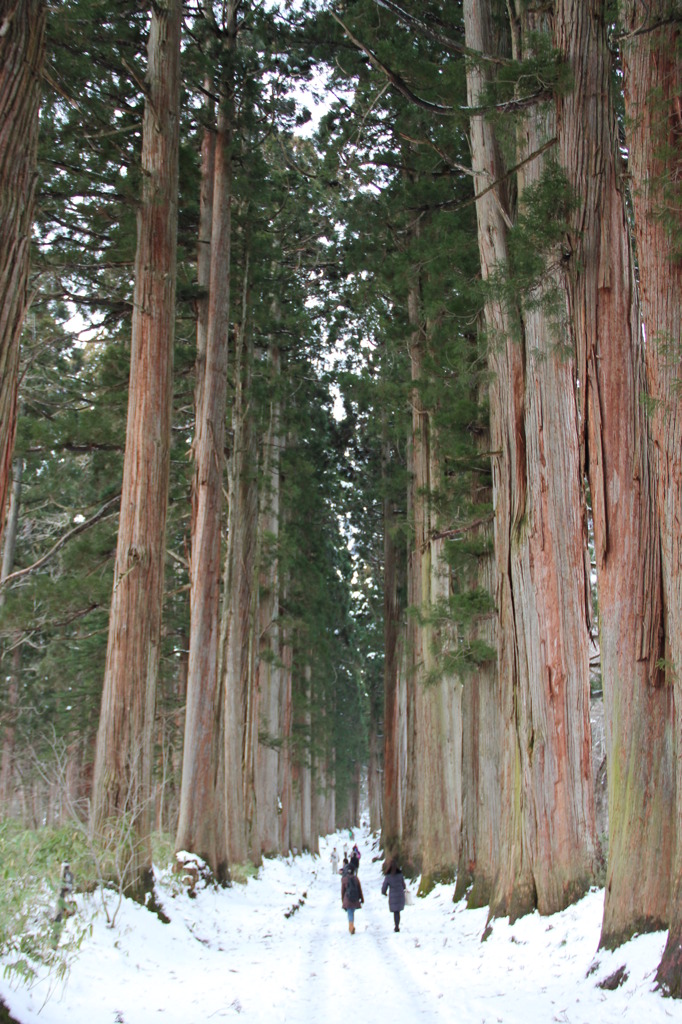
346, 908, 355, 924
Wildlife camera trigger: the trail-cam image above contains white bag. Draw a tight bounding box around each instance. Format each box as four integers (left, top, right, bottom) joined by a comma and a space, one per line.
404, 890, 414, 906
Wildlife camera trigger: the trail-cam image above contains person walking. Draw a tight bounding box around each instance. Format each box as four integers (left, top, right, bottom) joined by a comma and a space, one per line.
381, 857, 406, 932
341, 865, 364, 934
330, 847, 339, 875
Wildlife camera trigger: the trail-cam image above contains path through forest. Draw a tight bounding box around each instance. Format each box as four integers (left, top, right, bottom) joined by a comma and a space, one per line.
0, 825, 672, 1024
274, 830, 449, 1023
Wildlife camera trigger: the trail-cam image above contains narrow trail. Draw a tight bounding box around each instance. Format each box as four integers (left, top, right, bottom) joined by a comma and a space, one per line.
273, 828, 452, 1024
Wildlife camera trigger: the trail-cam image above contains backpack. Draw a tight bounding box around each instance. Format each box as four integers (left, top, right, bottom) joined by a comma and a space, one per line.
346, 874, 360, 903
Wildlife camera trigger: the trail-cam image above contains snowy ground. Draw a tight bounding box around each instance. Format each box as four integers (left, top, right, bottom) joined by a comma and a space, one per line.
0, 825, 677, 1024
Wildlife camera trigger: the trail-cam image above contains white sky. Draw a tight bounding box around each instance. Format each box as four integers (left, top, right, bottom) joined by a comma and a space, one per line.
0, 824, 674, 1024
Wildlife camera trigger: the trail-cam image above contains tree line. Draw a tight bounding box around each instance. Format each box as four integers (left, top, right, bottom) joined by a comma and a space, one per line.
2, 0, 682, 999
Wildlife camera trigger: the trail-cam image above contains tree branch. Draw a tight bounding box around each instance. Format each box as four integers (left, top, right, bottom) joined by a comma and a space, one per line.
0, 494, 120, 590
371, 0, 509, 66
421, 136, 557, 218
330, 10, 457, 116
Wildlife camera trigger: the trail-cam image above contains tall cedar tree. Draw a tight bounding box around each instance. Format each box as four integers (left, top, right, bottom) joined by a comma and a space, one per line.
0, 1, 46, 553
176, 0, 237, 880
464, 0, 599, 919
553, 0, 671, 950
91, 0, 181, 894
615, 0, 682, 996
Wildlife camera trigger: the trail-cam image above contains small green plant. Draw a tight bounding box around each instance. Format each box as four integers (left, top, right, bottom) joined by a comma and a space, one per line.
229, 861, 259, 885
0, 822, 94, 998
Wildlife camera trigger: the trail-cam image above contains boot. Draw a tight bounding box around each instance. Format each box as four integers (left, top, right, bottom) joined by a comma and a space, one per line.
350, 921, 355, 934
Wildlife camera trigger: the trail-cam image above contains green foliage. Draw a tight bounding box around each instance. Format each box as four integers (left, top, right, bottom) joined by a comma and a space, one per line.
485, 32, 571, 106
229, 861, 259, 885
305, 0, 495, 719
486, 159, 577, 348
0, 822, 93, 988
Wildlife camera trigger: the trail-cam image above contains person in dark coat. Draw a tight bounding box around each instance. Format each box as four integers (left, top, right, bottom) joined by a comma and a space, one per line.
341, 865, 364, 934
381, 857, 406, 932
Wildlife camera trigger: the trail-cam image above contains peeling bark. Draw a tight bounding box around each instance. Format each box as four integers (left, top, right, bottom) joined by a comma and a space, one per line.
0, 0, 45, 552
464, 0, 598, 922
175, 23, 229, 873
616, 0, 682, 994
91, 0, 181, 893
554, 0, 672, 949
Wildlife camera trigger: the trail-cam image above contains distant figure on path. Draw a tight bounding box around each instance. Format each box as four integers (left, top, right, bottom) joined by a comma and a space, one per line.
330, 847, 339, 875
342, 866, 364, 934
381, 857, 406, 932
340, 854, 350, 876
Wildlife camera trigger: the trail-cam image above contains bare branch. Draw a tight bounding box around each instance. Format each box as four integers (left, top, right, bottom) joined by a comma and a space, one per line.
0, 495, 120, 590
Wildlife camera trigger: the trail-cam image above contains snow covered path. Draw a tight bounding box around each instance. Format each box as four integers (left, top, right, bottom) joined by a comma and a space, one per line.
0, 826, 676, 1024
270, 835, 448, 1023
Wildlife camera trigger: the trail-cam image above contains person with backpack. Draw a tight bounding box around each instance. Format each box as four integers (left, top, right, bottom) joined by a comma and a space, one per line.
381, 857, 406, 932
341, 865, 364, 934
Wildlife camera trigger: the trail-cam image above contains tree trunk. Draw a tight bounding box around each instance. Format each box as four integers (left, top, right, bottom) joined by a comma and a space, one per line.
381, 434, 406, 858
296, 664, 314, 852
408, 306, 462, 889
509, 0, 598, 916
91, 0, 180, 895
254, 362, 284, 857
554, 0, 672, 949
222, 308, 259, 866
456, 403, 500, 908
463, 0, 534, 919
0, 644, 20, 818
616, 0, 682, 994
175, 6, 232, 875
367, 711, 382, 834
278, 616, 293, 852
400, 278, 422, 876
0, 1, 45, 552
464, 0, 599, 921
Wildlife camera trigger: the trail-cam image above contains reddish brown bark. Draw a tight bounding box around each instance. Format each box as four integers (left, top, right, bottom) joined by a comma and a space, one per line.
464, 0, 599, 921
91, 0, 181, 891
175, 22, 230, 875
463, 0, 535, 919
0, 1, 45, 551
554, 0, 672, 949
615, 0, 682, 993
